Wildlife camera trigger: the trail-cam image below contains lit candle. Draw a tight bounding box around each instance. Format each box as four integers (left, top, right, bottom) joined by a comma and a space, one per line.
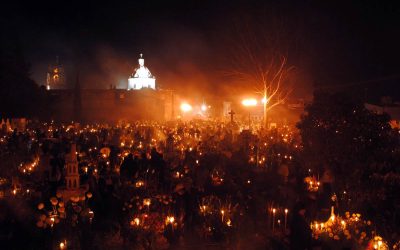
284, 208, 288, 230
166, 216, 175, 231
59, 240, 66, 249
134, 217, 140, 226
201, 205, 207, 216
272, 208, 276, 231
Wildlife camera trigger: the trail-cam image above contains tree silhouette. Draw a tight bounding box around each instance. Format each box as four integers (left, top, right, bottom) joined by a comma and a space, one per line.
0, 37, 39, 118
297, 90, 396, 189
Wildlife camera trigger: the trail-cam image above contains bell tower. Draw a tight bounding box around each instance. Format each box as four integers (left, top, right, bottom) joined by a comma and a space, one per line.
46, 56, 66, 89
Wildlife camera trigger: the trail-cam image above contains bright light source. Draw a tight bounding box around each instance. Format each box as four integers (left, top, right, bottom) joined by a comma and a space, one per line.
201, 104, 207, 112
180, 103, 192, 112
242, 98, 258, 107
59, 241, 66, 250
262, 96, 268, 104
166, 216, 175, 224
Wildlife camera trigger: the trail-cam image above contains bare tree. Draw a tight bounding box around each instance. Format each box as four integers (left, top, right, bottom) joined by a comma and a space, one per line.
224, 15, 297, 128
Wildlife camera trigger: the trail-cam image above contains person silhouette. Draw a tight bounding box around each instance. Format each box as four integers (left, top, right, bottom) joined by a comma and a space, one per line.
290, 201, 312, 250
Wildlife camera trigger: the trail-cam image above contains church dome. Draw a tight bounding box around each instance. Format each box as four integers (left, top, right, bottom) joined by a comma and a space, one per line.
128, 54, 156, 90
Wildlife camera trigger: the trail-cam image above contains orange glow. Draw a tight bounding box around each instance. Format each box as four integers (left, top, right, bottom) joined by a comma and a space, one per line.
180, 103, 192, 112
166, 216, 175, 224
242, 98, 257, 106
262, 96, 268, 104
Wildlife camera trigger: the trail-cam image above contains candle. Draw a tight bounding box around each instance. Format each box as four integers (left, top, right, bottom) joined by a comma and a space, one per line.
201, 205, 207, 216
284, 208, 288, 230
272, 208, 276, 231
59, 240, 67, 249
166, 216, 175, 231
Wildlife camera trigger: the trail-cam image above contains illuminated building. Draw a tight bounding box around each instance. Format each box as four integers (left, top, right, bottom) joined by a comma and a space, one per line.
128, 54, 156, 90
46, 56, 66, 90
45, 54, 180, 122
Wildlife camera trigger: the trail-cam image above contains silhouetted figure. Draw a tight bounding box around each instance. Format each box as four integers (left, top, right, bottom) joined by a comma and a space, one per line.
120, 153, 135, 181
290, 201, 312, 250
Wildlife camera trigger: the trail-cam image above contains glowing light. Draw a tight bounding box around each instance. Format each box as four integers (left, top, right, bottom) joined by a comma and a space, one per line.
143, 198, 151, 207
200, 205, 207, 214
242, 98, 257, 107
201, 104, 207, 112
135, 181, 144, 188
166, 216, 175, 224
134, 217, 140, 226
128, 54, 156, 90
59, 241, 66, 249
180, 103, 192, 112
261, 96, 268, 104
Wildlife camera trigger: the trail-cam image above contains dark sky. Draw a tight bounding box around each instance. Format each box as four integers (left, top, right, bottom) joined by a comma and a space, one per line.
2, 0, 400, 100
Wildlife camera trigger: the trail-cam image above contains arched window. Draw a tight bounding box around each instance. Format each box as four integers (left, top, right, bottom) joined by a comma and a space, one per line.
73, 179, 77, 188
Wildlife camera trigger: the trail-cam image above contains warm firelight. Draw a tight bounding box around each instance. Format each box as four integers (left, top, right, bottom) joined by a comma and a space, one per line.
143, 198, 151, 207
166, 216, 175, 224
59, 240, 66, 249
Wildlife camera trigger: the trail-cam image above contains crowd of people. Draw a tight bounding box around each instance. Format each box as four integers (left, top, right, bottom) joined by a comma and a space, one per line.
0, 119, 396, 249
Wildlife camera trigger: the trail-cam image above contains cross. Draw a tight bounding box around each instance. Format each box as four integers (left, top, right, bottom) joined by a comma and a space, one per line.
228, 110, 235, 123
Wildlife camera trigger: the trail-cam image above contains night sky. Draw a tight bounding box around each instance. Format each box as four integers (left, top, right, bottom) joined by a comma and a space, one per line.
2, 0, 400, 100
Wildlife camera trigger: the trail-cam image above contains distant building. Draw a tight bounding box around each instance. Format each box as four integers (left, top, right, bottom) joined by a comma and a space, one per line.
44, 54, 181, 122
128, 54, 156, 90
46, 57, 66, 90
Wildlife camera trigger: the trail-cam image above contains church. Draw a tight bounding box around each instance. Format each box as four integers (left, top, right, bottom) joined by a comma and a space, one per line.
45, 54, 177, 123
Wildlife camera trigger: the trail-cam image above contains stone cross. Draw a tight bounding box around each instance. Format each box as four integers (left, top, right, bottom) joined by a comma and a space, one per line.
228, 110, 235, 123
